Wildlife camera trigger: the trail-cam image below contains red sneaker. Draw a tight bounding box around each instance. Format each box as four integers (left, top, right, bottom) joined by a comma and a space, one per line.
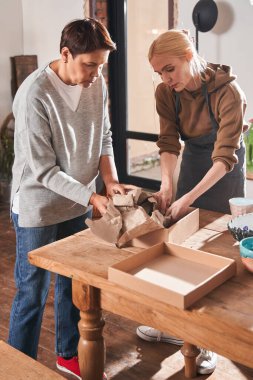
57, 356, 81, 379
56, 356, 107, 380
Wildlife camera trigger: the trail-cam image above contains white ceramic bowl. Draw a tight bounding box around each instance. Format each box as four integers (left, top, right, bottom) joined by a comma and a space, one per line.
229, 197, 253, 218
227, 213, 253, 241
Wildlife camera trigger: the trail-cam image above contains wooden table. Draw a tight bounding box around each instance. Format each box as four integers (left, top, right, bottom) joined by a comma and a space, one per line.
28, 210, 253, 380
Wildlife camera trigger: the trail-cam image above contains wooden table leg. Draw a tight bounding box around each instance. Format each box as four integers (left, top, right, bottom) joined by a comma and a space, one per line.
181, 342, 200, 378
72, 280, 105, 380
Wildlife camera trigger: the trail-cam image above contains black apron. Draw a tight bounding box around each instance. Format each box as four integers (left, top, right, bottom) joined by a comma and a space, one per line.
175, 83, 245, 214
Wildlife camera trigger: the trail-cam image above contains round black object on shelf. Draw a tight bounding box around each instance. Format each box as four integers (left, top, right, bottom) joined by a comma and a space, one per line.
192, 0, 218, 32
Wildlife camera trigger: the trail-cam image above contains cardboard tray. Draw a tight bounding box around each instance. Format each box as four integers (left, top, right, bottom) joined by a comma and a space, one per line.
108, 242, 236, 309
129, 207, 199, 248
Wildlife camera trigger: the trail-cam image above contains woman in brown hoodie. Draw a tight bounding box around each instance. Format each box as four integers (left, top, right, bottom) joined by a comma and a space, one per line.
149, 29, 246, 220
137, 29, 247, 375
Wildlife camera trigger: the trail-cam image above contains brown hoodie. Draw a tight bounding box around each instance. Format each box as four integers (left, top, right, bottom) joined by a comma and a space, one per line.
156, 63, 247, 171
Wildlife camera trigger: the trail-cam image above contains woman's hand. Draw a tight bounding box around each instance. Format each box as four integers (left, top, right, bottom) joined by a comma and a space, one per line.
153, 186, 173, 215
106, 182, 138, 197
89, 193, 109, 215
166, 193, 192, 222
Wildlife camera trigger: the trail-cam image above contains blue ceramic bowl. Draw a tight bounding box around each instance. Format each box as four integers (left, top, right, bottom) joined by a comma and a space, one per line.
239, 237, 253, 273
240, 237, 253, 258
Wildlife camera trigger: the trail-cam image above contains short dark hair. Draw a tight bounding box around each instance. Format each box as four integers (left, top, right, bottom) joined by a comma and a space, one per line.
60, 18, 116, 57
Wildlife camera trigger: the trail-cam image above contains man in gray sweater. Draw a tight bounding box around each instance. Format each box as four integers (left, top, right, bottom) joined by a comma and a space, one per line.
8, 18, 129, 380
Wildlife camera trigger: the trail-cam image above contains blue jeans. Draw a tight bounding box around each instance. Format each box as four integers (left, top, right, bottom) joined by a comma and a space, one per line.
8, 211, 92, 359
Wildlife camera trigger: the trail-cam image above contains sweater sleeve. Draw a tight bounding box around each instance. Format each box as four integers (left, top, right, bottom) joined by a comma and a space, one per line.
155, 84, 181, 156
212, 82, 246, 172
101, 77, 114, 156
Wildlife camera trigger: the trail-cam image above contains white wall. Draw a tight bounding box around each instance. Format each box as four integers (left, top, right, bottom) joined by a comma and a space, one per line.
178, 0, 253, 196
178, 0, 253, 122
22, 0, 84, 66
0, 0, 23, 125
0, 0, 84, 126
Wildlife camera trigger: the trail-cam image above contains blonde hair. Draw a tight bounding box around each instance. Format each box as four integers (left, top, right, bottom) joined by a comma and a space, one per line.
148, 29, 207, 77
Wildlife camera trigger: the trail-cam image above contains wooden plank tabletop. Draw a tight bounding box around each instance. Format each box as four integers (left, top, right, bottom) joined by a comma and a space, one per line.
0, 341, 65, 379
28, 209, 253, 368
28, 210, 236, 275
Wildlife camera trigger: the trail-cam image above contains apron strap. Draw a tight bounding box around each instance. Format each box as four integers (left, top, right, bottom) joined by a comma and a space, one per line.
175, 91, 181, 127
201, 82, 219, 130
174, 82, 219, 132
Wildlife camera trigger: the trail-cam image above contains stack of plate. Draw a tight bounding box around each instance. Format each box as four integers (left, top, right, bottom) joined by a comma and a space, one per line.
227, 213, 253, 241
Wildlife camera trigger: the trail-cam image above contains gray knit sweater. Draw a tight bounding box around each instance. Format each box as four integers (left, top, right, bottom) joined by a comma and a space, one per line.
11, 65, 113, 227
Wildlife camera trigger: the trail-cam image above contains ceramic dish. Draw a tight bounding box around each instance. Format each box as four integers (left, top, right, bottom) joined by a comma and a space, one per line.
239, 237, 253, 273
227, 212, 253, 241
229, 197, 253, 218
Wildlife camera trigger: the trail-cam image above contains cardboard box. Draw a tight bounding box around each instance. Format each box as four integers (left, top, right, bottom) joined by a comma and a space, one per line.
108, 242, 236, 309
86, 191, 166, 248
129, 207, 199, 248
86, 189, 199, 248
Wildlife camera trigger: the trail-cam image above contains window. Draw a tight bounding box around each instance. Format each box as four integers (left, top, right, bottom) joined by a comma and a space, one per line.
108, 0, 173, 190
